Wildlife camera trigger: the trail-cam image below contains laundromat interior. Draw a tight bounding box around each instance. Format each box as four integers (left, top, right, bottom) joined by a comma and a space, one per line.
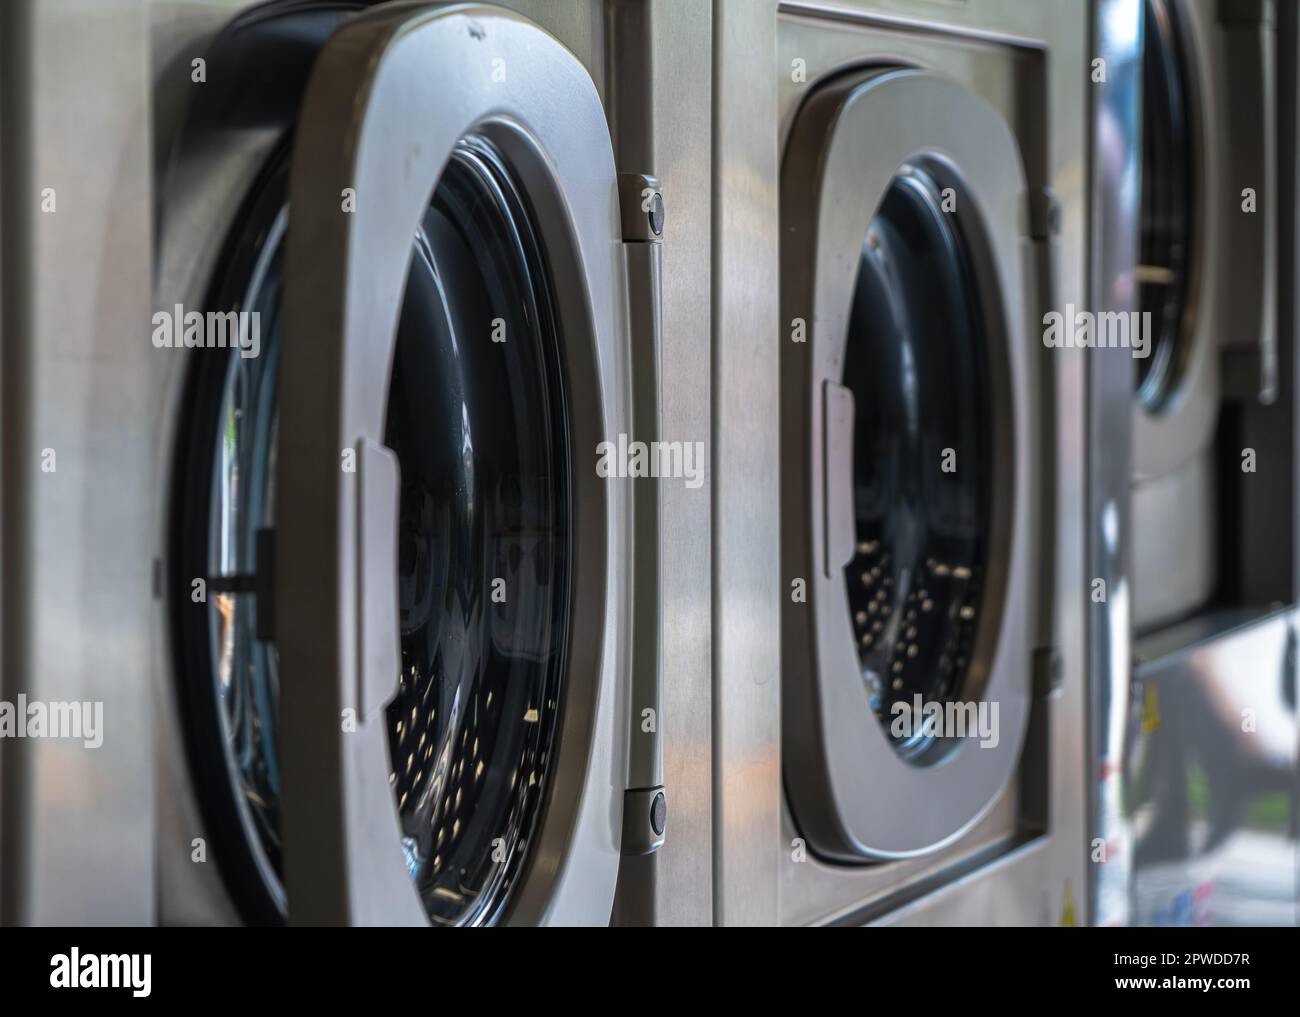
0, 0, 1297, 929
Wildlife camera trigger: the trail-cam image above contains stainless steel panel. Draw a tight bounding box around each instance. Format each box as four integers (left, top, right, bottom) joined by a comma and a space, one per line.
712, 0, 783, 927
605, 0, 715, 927
633, 7, 715, 923
1, 0, 155, 924
1131, 450, 1216, 632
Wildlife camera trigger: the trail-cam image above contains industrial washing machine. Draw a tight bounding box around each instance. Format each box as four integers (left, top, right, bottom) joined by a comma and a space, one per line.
712, 0, 1090, 925
5, 0, 714, 926
1089, 0, 1300, 926
150, 0, 713, 926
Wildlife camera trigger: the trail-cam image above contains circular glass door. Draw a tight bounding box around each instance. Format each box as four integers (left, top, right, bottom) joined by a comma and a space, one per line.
842, 166, 992, 762
173, 137, 570, 926
780, 68, 1036, 860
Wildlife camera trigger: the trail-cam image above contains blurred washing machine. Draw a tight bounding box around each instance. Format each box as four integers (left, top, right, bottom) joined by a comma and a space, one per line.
771, 0, 1090, 925
1090, 0, 1300, 926
1130, 0, 1290, 631
144, 0, 712, 925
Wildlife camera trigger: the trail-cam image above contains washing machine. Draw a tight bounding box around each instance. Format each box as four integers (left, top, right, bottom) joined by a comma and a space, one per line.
143, 0, 712, 926
1090, 0, 1300, 926
760, 0, 1089, 925
1129, 0, 1290, 633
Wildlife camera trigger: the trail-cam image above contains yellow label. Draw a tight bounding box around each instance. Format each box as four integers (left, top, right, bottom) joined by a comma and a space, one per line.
1141, 683, 1160, 735
1060, 880, 1078, 927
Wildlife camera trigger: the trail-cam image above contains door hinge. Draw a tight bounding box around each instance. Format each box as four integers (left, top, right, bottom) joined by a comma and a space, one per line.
1033, 645, 1063, 699
618, 173, 664, 243
622, 786, 667, 856
1029, 187, 1061, 242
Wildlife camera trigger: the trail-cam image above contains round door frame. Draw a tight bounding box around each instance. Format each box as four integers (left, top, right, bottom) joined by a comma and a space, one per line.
277, 4, 630, 925
780, 69, 1040, 861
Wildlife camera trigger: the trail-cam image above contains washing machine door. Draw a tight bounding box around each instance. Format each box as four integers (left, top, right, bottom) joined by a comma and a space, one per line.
274, 4, 632, 926
781, 69, 1040, 861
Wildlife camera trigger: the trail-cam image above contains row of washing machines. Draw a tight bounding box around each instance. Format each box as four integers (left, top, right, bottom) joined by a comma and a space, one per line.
0, 0, 1295, 926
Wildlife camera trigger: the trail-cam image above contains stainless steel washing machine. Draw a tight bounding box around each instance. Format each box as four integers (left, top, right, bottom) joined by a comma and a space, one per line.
710, 0, 1089, 925
1090, 0, 1300, 926
152, 0, 714, 927
1130, 0, 1287, 633
2, 0, 712, 926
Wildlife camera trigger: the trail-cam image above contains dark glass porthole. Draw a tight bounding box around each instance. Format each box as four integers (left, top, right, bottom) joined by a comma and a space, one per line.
1136, 0, 1195, 408
841, 165, 992, 762
383, 137, 570, 927
172, 136, 569, 926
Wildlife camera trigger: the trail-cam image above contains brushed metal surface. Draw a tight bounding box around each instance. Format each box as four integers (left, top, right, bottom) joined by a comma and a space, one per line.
603, 0, 715, 926
712, 0, 783, 927
1131, 450, 1217, 632
0, 0, 155, 925
635, 0, 714, 927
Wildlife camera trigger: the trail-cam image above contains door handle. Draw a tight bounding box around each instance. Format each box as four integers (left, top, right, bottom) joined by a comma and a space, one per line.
822, 379, 857, 579
355, 438, 402, 724
619, 173, 667, 855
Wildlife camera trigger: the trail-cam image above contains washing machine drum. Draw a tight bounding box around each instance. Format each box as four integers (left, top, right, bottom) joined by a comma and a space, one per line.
780, 69, 1041, 861
172, 5, 631, 926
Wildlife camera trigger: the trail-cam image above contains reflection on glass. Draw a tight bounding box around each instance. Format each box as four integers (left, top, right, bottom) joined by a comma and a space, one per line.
1129, 625, 1298, 926
208, 211, 285, 882
841, 166, 992, 761
383, 138, 569, 926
